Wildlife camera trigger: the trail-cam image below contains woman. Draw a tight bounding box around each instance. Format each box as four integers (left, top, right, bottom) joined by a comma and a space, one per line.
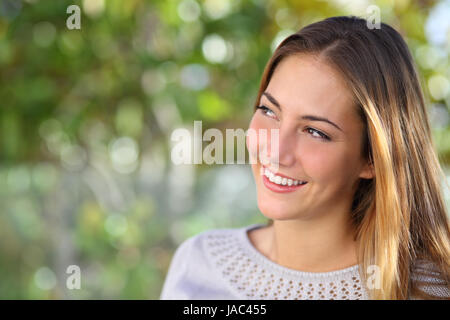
160, 16, 450, 300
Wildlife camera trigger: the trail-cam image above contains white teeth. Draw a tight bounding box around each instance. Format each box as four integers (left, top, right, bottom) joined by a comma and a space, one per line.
263, 168, 306, 186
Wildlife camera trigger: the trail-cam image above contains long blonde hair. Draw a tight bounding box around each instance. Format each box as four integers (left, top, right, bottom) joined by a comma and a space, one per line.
255, 16, 450, 299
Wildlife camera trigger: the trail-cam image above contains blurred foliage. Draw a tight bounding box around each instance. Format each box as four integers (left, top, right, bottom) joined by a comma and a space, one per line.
0, 0, 449, 299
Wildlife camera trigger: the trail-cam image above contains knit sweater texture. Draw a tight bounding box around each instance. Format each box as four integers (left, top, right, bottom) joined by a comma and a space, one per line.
160, 223, 449, 300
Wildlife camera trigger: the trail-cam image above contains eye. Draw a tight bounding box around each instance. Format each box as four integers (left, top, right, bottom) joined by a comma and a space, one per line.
305, 127, 330, 141
256, 105, 277, 119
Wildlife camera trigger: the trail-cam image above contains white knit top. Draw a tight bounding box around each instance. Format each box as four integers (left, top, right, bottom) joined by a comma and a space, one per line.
160, 223, 448, 300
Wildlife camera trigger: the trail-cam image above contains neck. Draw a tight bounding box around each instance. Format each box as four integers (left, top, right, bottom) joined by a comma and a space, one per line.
267, 210, 359, 272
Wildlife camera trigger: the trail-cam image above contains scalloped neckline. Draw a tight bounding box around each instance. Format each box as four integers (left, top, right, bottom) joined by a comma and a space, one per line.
240, 223, 360, 278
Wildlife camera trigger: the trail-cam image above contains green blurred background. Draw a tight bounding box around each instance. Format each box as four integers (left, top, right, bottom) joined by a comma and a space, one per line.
0, 0, 449, 299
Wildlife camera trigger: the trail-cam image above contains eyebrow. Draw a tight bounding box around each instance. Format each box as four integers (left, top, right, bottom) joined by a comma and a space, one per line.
262, 91, 343, 132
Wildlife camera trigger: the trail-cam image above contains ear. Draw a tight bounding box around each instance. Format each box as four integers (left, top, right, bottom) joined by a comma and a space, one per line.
358, 159, 374, 180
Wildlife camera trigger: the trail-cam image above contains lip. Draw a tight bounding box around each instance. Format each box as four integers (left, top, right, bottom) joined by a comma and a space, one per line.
262, 173, 307, 193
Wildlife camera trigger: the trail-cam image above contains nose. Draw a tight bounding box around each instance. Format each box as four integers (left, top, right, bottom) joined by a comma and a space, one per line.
265, 125, 296, 169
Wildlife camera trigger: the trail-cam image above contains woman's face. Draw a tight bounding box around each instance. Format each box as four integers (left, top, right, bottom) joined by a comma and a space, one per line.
247, 54, 373, 221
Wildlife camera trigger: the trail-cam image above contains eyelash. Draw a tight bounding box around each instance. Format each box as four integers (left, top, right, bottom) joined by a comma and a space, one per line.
256, 105, 331, 141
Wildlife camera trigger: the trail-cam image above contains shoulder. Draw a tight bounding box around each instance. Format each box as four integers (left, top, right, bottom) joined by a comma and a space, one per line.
173, 225, 244, 258
159, 225, 247, 299
409, 259, 450, 300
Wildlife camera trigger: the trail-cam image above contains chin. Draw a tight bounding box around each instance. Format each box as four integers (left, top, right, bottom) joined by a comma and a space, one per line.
256, 197, 299, 221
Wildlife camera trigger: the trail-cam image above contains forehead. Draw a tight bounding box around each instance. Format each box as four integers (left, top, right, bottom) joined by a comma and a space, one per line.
265, 54, 357, 123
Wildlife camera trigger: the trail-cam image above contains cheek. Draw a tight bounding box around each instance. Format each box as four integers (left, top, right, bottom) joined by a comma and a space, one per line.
300, 143, 353, 182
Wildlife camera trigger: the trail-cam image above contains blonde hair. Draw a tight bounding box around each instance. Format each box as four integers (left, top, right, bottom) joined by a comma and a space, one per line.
255, 16, 450, 299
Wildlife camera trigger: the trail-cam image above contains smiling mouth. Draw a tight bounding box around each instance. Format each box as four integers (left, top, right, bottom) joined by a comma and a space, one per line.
260, 166, 308, 193
261, 166, 308, 186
